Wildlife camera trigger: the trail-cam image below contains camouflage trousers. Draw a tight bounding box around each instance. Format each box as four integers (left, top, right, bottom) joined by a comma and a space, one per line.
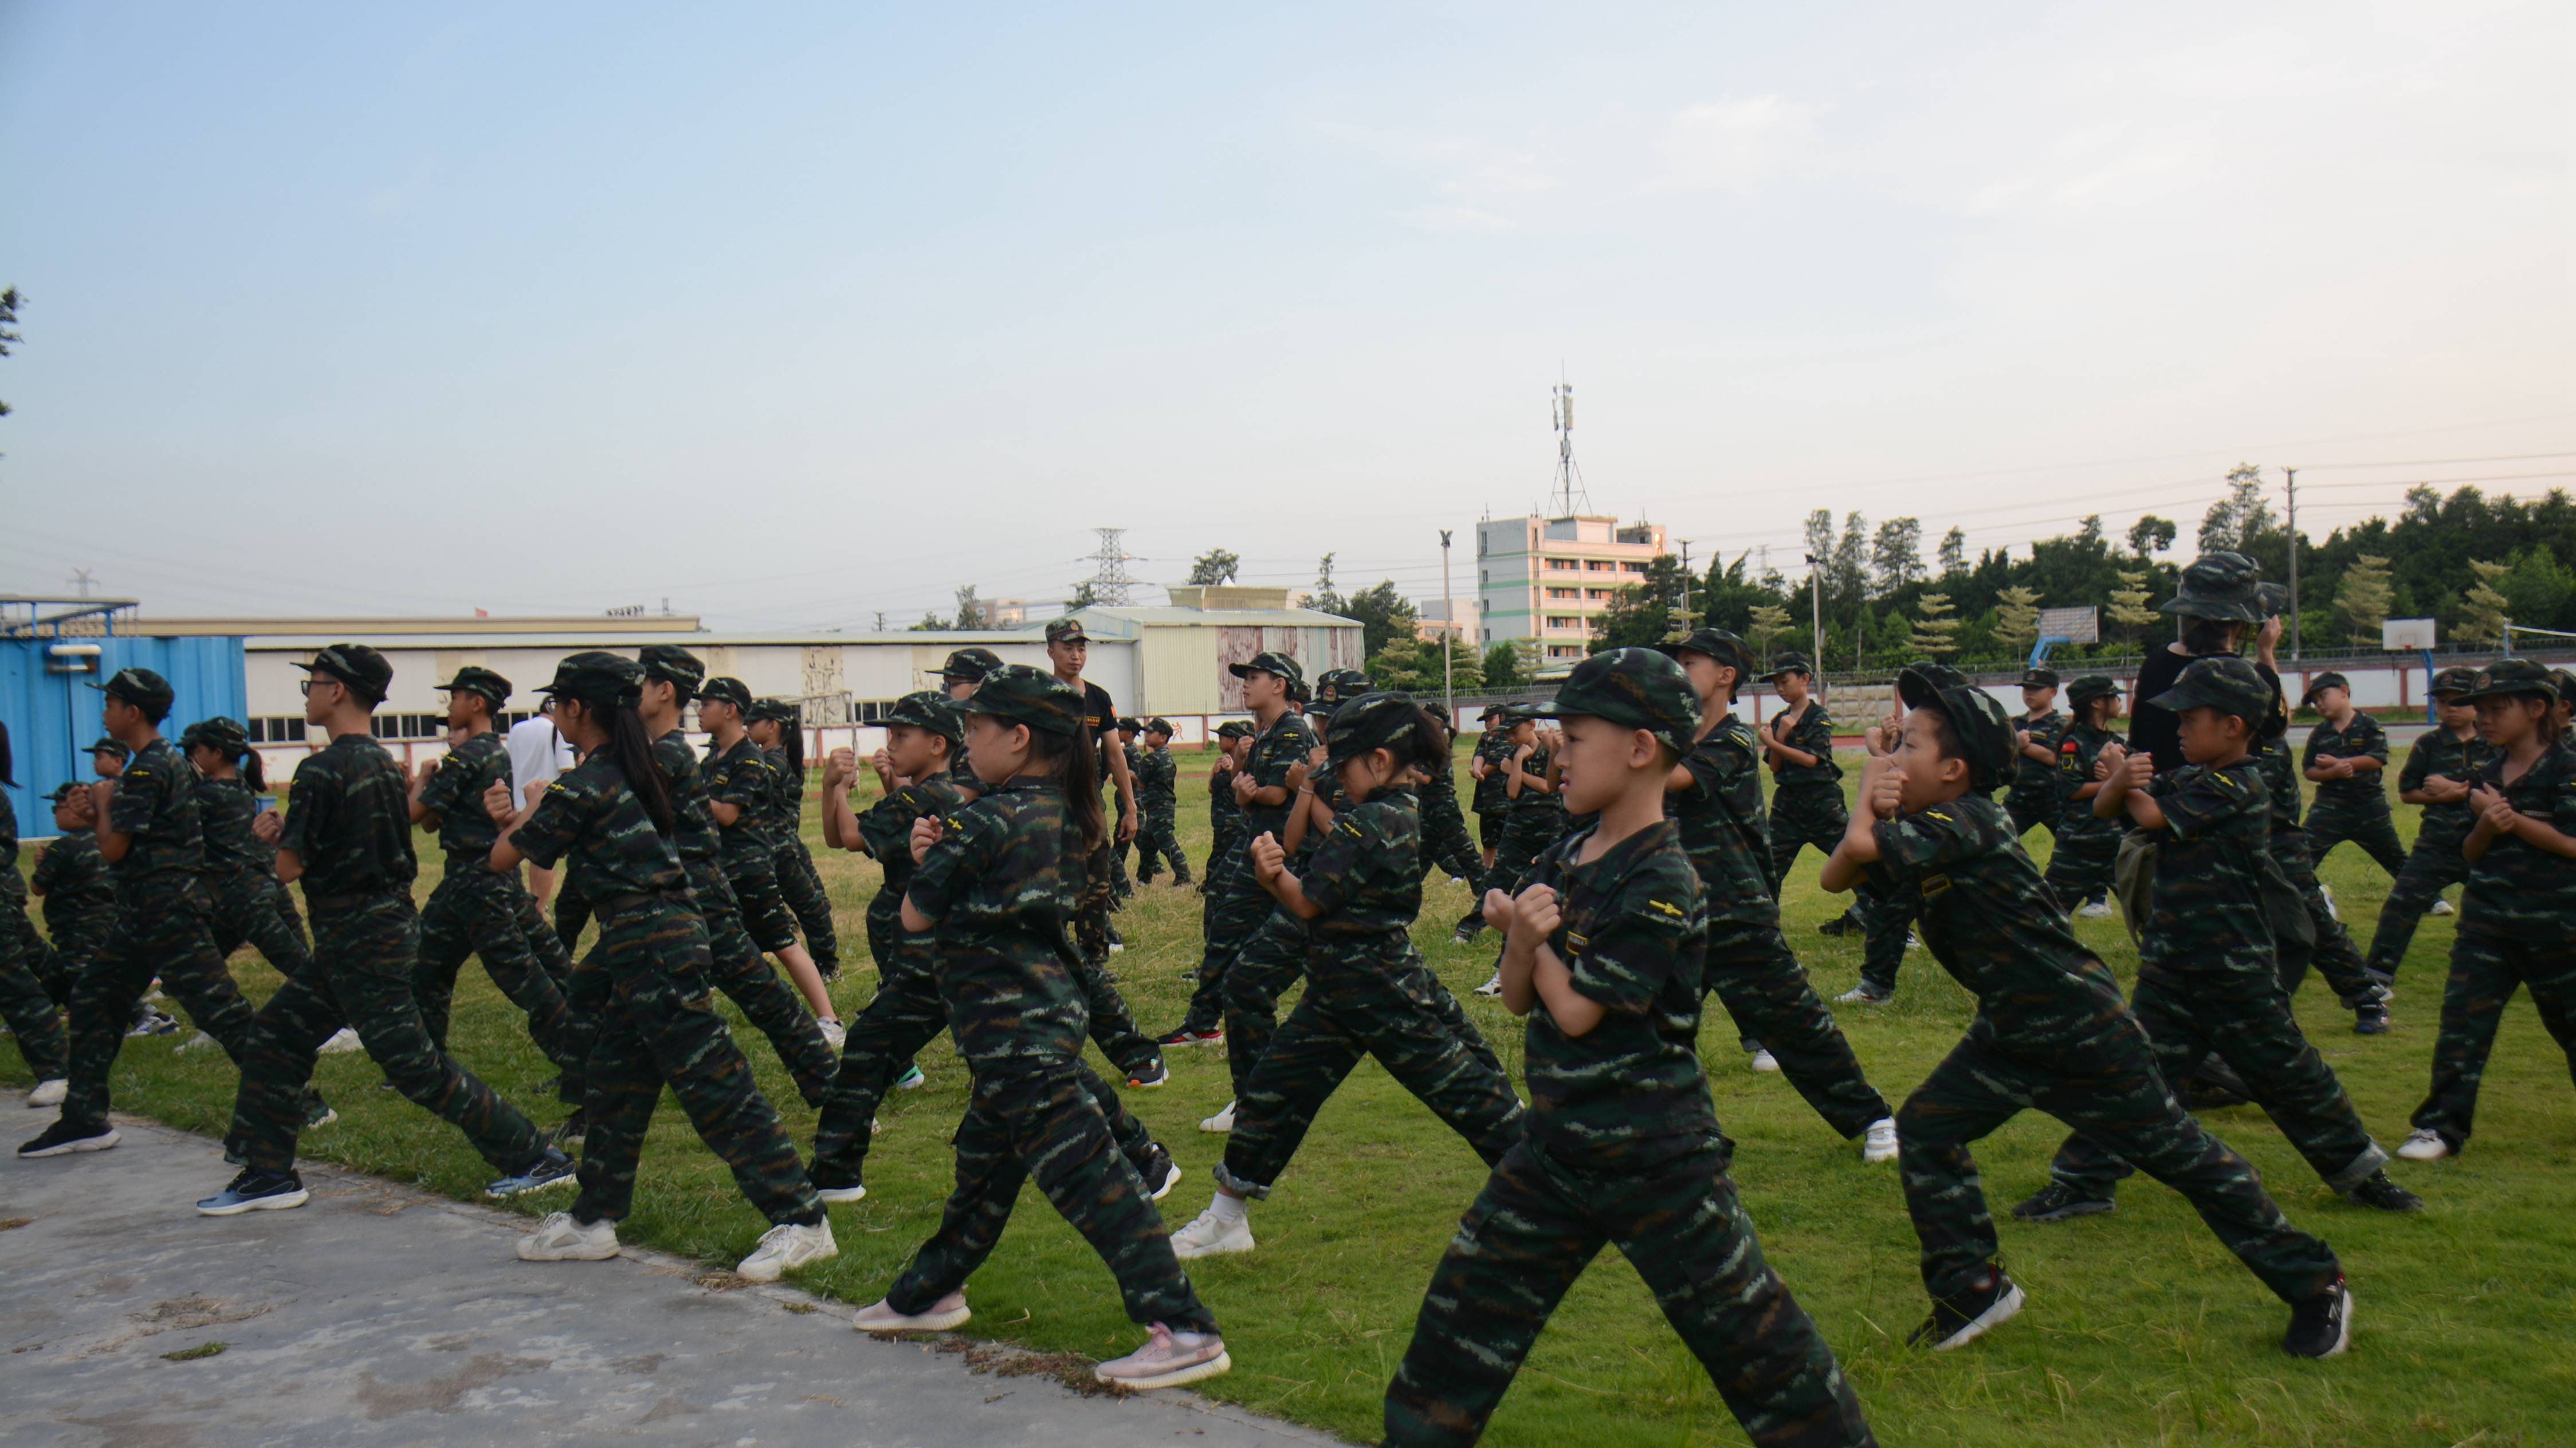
0, 894, 67, 1081
2366, 825, 2473, 981
1474, 807, 1504, 854
886, 1049, 1215, 1332
1109, 827, 1134, 900
770, 838, 840, 969
1178, 851, 1271, 1033
19, 906, 105, 1007
554, 875, 592, 959
2408, 931, 2576, 1152
1217, 957, 1521, 1198
206, 868, 311, 975
695, 864, 838, 1108
1419, 788, 1483, 887
1134, 809, 1190, 885
1706, 925, 1890, 1138
1766, 785, 1848, 898
2051, 969, 2387, 1195
2004, 790, 2058, 841
61, 876, 258, 1132
1385, 1136, 1875, 1448
2268, 832, 2390, 1009
1072, 840, 1119, 962
414, 867, 588, 1104
723, 864, 801, 956
1224, 910, 1309, 1100
1070, 946, 1161, 1081
810, 938, 1164, 1194
1202, 821, 1243, 901
2304, 799, 2406, 878
568, 893, 820, 1227
1855, 888, 1916, 998
2042, 825, 2120, 910
1478, 807, 1568, 903
1900, 1023, 2341, 1306
229, 892, 542, 1177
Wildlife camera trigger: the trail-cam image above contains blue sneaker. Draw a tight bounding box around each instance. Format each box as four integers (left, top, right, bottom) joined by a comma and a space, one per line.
485, 1147, 579, 1199
198, 1168, 310, 1216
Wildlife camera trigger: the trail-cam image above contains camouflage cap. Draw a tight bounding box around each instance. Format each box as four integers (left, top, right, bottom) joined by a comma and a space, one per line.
180, 715, 250, 756
1661, 627, 1753, 680
639, 644, 707, 697
1114, 717, 1141, 734
2459, 657, 2561, 704
434, 665, 513, 710
1228, 650, 1306, 693
940, 646, 1004, 684
89, 666, 176, 715
1533, 647, 1698, 759
2300, 671, 2351, 705
1144, 717, 1175, 736
1758, 651, 1816, 681
1326, 691, 1423, 765
2020, 666, 2060, 689
2066, 674, 2124, 708
1215, 719, 1256, 740
965, 664, 1085, 738
2161, 550, 2265, 624
1896, 668, 2013, 784
697, 676, 753, 713
2147, 654, 2273, 725
882, 689, 965, 745
1316, 668, 1375, 705
538, 651, 645, 708
44, 780, 91, 804
293, 644, 395, 703
2256, 582, 2290, 619
2556, 667, 2576, 705
87, 736, 130, 761
1478, 703, 1505, 720
2427, 665, 2483, 699
747, 697, 800, 726
1043, 617, 1089, 644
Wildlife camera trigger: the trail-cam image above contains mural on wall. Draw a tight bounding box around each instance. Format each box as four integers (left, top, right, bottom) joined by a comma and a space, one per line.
1214, 627, 1361, 709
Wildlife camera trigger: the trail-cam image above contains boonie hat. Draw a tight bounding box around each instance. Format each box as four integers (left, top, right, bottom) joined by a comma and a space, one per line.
2161, 551, 2265, 624
1533, 648, 1698, 760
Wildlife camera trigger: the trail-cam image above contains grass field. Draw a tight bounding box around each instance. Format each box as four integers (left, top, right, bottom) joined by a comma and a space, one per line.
9, 741, 2574, 1446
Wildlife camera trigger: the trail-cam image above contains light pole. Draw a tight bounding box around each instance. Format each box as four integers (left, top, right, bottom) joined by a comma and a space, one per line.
1804, 554, 1824, 674
1440, 530, 1457, 718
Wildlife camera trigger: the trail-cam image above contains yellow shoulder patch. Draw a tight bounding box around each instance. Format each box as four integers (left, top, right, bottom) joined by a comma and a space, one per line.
1646, 898, 1685, 919
1926, 809, 1953, 823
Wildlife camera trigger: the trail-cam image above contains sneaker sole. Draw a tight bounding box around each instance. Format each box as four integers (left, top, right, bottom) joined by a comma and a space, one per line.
2396, 1144, 2452, 1162
2016, 1198, 2115, 1224
198, 1188, 311, 1217
1932, 1282, 2025, 1351
21, 1129, 120, 1158
1099, 1348, 1231, 1390
2287, 1288, 2354, 1359
857, 1305, 971, 1334
1151, 1164, 1183, 1201
486, 1173, 580, 1199
738, 1248, 838, 1283
1197, 1119, 1232, 1134
1173, 1235, 1255, 1261
816, 1184, 870, 1205
894, 1074, 926, 1091
517, 1242, 622, 1262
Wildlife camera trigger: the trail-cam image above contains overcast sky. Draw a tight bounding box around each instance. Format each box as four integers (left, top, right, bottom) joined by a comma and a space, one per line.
2, 2, 2568, 631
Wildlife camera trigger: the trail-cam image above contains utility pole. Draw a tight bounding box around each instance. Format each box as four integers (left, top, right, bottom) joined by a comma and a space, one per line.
70, 568, 96, 599
2283, 467, 2302, 662
1804, 554, 1824, 678
873, 611, 886, 632
1677, 540, 1693, 636
1439, 530, 1456, 718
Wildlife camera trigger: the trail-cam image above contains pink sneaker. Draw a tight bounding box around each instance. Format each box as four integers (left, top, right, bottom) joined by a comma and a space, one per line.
1094, 1323, 1231, 1390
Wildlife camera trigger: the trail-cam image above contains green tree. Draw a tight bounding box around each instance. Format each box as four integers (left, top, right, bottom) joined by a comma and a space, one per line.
0, 286, 19, 418
1831, 512, 1870, 608
2128, 514, 2178, 557
1993, 585, 2043, 656
2200, 464, 2275, 553
907, 610, 949, 631
1872, 517, 1925, 596
1309, 553, 1344, 617
1909, 593, 1961, 658
1340, 580, 1420, 659
1746, 602, 1794, 664
2107, 568, 2157, 648
2459, 558, 2511, 646
1937, 526, 1969, 577
1482, 640, 1521, 689
1067, 580, 1102, 609
1187, 549, 1240, 585
2335, 552, 2393, 646
952, 584, 984, 629
1590, 554, 1689, 653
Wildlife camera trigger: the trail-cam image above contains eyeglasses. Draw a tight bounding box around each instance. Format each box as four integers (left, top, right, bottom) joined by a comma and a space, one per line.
298, 678, 338, 697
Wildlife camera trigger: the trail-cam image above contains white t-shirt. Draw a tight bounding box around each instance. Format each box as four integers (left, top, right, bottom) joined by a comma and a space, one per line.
506, 714, 576, 797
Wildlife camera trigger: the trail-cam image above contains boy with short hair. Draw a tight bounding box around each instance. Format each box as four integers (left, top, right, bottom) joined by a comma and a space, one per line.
2004, 667, 2064, 841
2043, 676, 2123, 918
1824, 662, 2356, 1359
1760, 654, 1860, 938
2302, 674, 2405, 878
87, 738, 128, 780
28, 784, 115, 1012
1385, 648, 1874, 1447
2019, 655, 2420, 1223
2366, 666, 2492, 982
1132, 718, 1191, 886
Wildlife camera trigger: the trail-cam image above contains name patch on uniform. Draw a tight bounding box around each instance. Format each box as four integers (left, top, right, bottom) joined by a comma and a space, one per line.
1921, 872, 1953, 898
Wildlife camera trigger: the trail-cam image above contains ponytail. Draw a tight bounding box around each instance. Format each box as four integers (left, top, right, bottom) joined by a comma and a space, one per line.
572, 694, 675, 836
1400, 707, 1451, 772
780, 710, 806, 781
1027, 727, 1104, 852
239, 747, 266, 794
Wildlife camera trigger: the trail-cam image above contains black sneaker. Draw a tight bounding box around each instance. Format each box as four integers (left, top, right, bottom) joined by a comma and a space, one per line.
197, 1167, 309, 1216
1908, 1269, 2024, 1351
19, 1119, 119, 1158
2353, 1004, 2390, 1036
2341, 1170, 2424, 1214
486, 1147, 580, 1198
1155, 1025, 1224, 1049
551, 1109, 588, 1148
2283, 1279, 2353, 1358
2010, 1182, 2115, 1223
1817, 915, 1856, 938
1140, 1143, 1181, 1201
304, 1096, 338, 1130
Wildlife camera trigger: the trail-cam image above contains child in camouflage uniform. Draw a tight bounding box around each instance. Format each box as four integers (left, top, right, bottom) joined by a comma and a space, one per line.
1166, 691, 1522, 1260
1664, 628, 1896, 1159
2397, 658, 2576, 1162
749, 698, 842, 980
1203, 719, 1252, 905
2020, 655, 2421, 1224
851, 666, 1228, 1392
2302, 672, 2406, 878
2004, 666, 2064, 840
0, 726, 69, 1105
1824, 664, 2356, 1359
26, 784, 115, 1009
193, 645, 573, 1215
495, 652, 834, 1281
2041, 676, 2123, 916
2248, 699, 2394, 1034
1758, 654, 1853, 935
2366, 666, 2493, 983
183, 716, 315, 983
1132, 718, 1190, 885
699, 678, 841, 1040
1386, 648, 1874, 1448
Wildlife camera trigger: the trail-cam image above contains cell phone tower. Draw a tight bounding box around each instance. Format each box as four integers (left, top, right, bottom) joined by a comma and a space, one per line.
1085, 527, 1138, 605
1550, 377, 1593, 516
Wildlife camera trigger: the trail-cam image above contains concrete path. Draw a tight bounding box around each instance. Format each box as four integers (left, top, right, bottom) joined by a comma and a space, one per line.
0, 1119, 1338, 1447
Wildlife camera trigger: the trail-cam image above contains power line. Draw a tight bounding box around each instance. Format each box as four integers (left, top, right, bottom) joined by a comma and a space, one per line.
2294, 451, 2576, 470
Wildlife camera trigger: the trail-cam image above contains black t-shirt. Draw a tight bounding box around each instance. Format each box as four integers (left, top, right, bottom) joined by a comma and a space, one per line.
2127, 644, 2282, 776
1075, 679, 1119, 780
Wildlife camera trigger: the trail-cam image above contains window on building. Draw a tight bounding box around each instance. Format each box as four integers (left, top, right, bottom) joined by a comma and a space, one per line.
1548, 645, 1583, 659
1586, 588, 1613, 601
1546, 587, 1579, 600
1544, 556, 1578, 572
246, 717, 308, 744
1621, 561, 1647, 573
1546, 615, 1580, 629
368, 714, 449, 742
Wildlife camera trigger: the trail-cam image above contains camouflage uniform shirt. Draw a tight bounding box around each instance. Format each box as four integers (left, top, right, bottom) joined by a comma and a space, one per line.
107, 737, 204, 883
1470, 731, 1513, 813
2401, 726, 2496, 849
1518, 818, 1718, 1168
1136, 747, 1176, 814
2009, 708, 2065, 806
1667, 713, 1777, 927
419, 731, 512, 864
282, 734, 419, 896
652, 730, 725, 868
509, 755, 688, 899
30, 831, 115, 938
2137, 758, 2273, 981
1242, 713, 1321, 845
2054, 721, 2125, 841
859, 775, 971, 912
2303, 714, 2391, 810
1299, 790, 1421, 954
194, 776, 275, 876
705, 737, 778, 878
1767, 702, 1841, 788
2457, 742, 2576, 940
2252, 733, 2306, 835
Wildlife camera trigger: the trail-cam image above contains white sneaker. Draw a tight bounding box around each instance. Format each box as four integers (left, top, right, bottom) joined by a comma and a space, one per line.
854, 1290, 969, 1333
893, 1064, 926, 1091
815, 1183, 868, 1205
2396, 1128, 2452, 1162
1749, 1049, 1781, 1073
1198, 1101, 1235, 1134
1863, 1118, 1900, 1164
175, 1030, 220, 1054
1095, 1323, 1231, 1389
2319, 884, 2339, 922
1903, 935, 1919, 951
1835, 985, 1889, 1006
1108, 942, 1126, 955
516, 1211, 621, 1262
2429, 898, 2455, 916
1473, 973, 1503, 998
817, 1018, 847, 1052
316, 1028, 364, 1055
2078, 899, 2114, 919
1169, 1203, 1256, 1260
737, 1219, 838, 1282
26, 1079, 66, 1109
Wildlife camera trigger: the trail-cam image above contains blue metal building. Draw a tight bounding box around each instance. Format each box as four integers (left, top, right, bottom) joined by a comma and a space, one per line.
2, 599, 248, 835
